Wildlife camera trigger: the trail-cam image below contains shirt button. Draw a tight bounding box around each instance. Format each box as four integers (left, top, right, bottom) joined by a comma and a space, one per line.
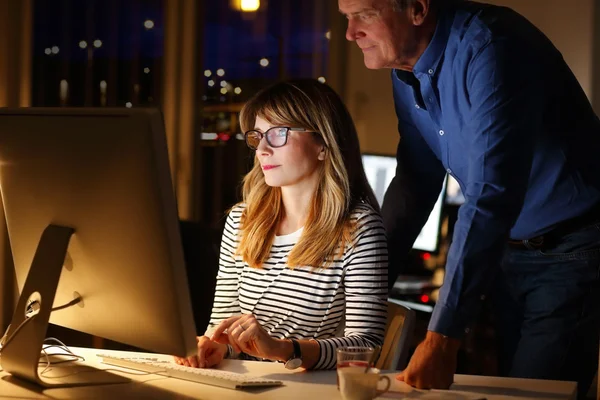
480, 295, 486, 300
446, 168, 452, 174
465, 327, 471, 334
428, 68, 434, 75
439, 130, 445, 136
415, 104, 420, 109
428, 97, 433, 102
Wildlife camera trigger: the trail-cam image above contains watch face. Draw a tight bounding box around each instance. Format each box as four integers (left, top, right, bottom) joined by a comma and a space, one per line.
284, 358, 302, 370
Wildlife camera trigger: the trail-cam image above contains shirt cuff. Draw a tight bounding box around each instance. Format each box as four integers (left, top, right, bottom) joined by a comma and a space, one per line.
427, 302, 473, 339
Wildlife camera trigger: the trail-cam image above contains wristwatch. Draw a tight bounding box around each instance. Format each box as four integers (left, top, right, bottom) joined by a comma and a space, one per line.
284, 338, 302, 370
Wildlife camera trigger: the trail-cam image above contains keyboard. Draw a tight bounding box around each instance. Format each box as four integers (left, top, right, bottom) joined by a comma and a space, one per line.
98, 354, 283, 390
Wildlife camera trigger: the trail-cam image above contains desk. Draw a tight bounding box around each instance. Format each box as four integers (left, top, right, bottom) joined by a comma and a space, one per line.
0, 347, 577, 399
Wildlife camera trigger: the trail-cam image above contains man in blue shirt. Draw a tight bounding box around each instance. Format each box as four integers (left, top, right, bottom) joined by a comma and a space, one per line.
339, 0, 600, 397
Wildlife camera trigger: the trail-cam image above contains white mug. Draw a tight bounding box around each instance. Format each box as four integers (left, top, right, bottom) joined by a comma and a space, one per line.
338, 366, 391, 400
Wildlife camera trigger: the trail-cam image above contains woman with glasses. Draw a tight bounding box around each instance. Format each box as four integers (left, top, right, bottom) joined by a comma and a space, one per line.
176, 79, 388, 370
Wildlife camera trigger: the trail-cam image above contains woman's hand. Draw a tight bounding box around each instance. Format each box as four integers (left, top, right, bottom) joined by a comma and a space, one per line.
211, 314, 289, 361
173, 336, 227, 368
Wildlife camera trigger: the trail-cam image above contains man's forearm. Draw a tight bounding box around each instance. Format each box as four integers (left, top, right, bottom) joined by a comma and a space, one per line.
424, 331, 461, 353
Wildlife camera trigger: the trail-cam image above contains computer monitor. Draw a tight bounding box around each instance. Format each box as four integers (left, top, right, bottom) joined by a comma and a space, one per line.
361, 153, 446, 253
0, 108, 197, 387
445, 175, 465, 205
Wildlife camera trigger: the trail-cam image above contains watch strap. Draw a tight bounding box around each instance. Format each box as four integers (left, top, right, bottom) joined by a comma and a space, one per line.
290, 338, 301, 360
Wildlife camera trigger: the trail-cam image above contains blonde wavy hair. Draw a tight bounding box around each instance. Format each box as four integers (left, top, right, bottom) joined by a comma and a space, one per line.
236, 79, 379, 269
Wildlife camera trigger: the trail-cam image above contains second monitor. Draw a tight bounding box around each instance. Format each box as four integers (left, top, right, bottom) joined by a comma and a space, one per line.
361, 153, 447, 253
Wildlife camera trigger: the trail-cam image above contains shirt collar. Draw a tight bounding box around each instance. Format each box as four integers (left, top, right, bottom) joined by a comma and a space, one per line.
395, 5, 456, 80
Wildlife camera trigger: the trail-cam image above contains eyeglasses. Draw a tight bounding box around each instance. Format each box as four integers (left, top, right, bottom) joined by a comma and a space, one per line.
244, 127, 313, 150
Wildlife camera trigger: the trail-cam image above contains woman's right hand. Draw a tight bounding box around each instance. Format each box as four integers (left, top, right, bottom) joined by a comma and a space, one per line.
173, 336, 228, 368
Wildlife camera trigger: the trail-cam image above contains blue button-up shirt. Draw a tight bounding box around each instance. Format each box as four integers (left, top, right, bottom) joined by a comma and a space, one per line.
385, 1, 600, 338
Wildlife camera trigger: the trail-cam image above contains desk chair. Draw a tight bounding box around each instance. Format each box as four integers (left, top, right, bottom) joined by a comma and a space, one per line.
179, 220, 221, 334
376, 299, 416, 371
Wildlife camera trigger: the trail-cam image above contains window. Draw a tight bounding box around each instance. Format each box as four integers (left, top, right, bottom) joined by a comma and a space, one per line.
32, 0, 163, 107
196, 1, 332, 224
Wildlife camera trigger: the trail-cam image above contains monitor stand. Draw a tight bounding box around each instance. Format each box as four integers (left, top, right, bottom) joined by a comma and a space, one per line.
0, 224, 129, 387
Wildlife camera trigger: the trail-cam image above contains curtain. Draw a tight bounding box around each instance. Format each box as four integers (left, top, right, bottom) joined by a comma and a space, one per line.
0, 0, 33, 331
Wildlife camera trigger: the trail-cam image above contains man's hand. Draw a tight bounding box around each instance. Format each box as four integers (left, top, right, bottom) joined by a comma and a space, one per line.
397, 330, 461, 389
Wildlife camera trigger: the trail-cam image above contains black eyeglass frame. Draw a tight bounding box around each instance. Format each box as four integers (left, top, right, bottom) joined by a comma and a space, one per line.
243, 127, 313, 150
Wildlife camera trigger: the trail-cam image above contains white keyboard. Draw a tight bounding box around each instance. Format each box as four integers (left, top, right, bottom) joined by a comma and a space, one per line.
98, 354, 283, 390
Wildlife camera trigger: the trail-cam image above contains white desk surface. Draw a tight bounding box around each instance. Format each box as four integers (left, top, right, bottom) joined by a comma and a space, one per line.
0, 346, 577, 399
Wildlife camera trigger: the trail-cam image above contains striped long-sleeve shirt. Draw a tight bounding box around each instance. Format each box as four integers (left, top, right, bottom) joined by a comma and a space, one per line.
205, 203, 388, 370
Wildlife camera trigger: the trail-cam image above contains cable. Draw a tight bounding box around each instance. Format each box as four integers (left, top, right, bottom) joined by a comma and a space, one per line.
41, 340, 86, 363
0, 324, 11, 349
36, 340, 165, 378
40, 348, 82, 375
0, 336, 169, 379
50, 297, 82, 312
39, 347, 51, 375
2, 295, 82, 351
24, 297, 82, 315
0, 316, 38, 374
1, 298, 86, 375
38, 339, 85, 376
41, 338, 85, 358
40, 340, 169, 378
44, 337, 79, 355
0, 314, 37, 352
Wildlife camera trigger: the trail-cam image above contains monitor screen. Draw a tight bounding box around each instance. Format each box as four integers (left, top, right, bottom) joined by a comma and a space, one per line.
361, 154, 446, 253
0, 108, 197, 386
445, 175, 465, 205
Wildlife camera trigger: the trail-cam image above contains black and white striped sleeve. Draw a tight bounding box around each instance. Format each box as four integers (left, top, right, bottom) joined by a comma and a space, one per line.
204, 206, 243, 336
